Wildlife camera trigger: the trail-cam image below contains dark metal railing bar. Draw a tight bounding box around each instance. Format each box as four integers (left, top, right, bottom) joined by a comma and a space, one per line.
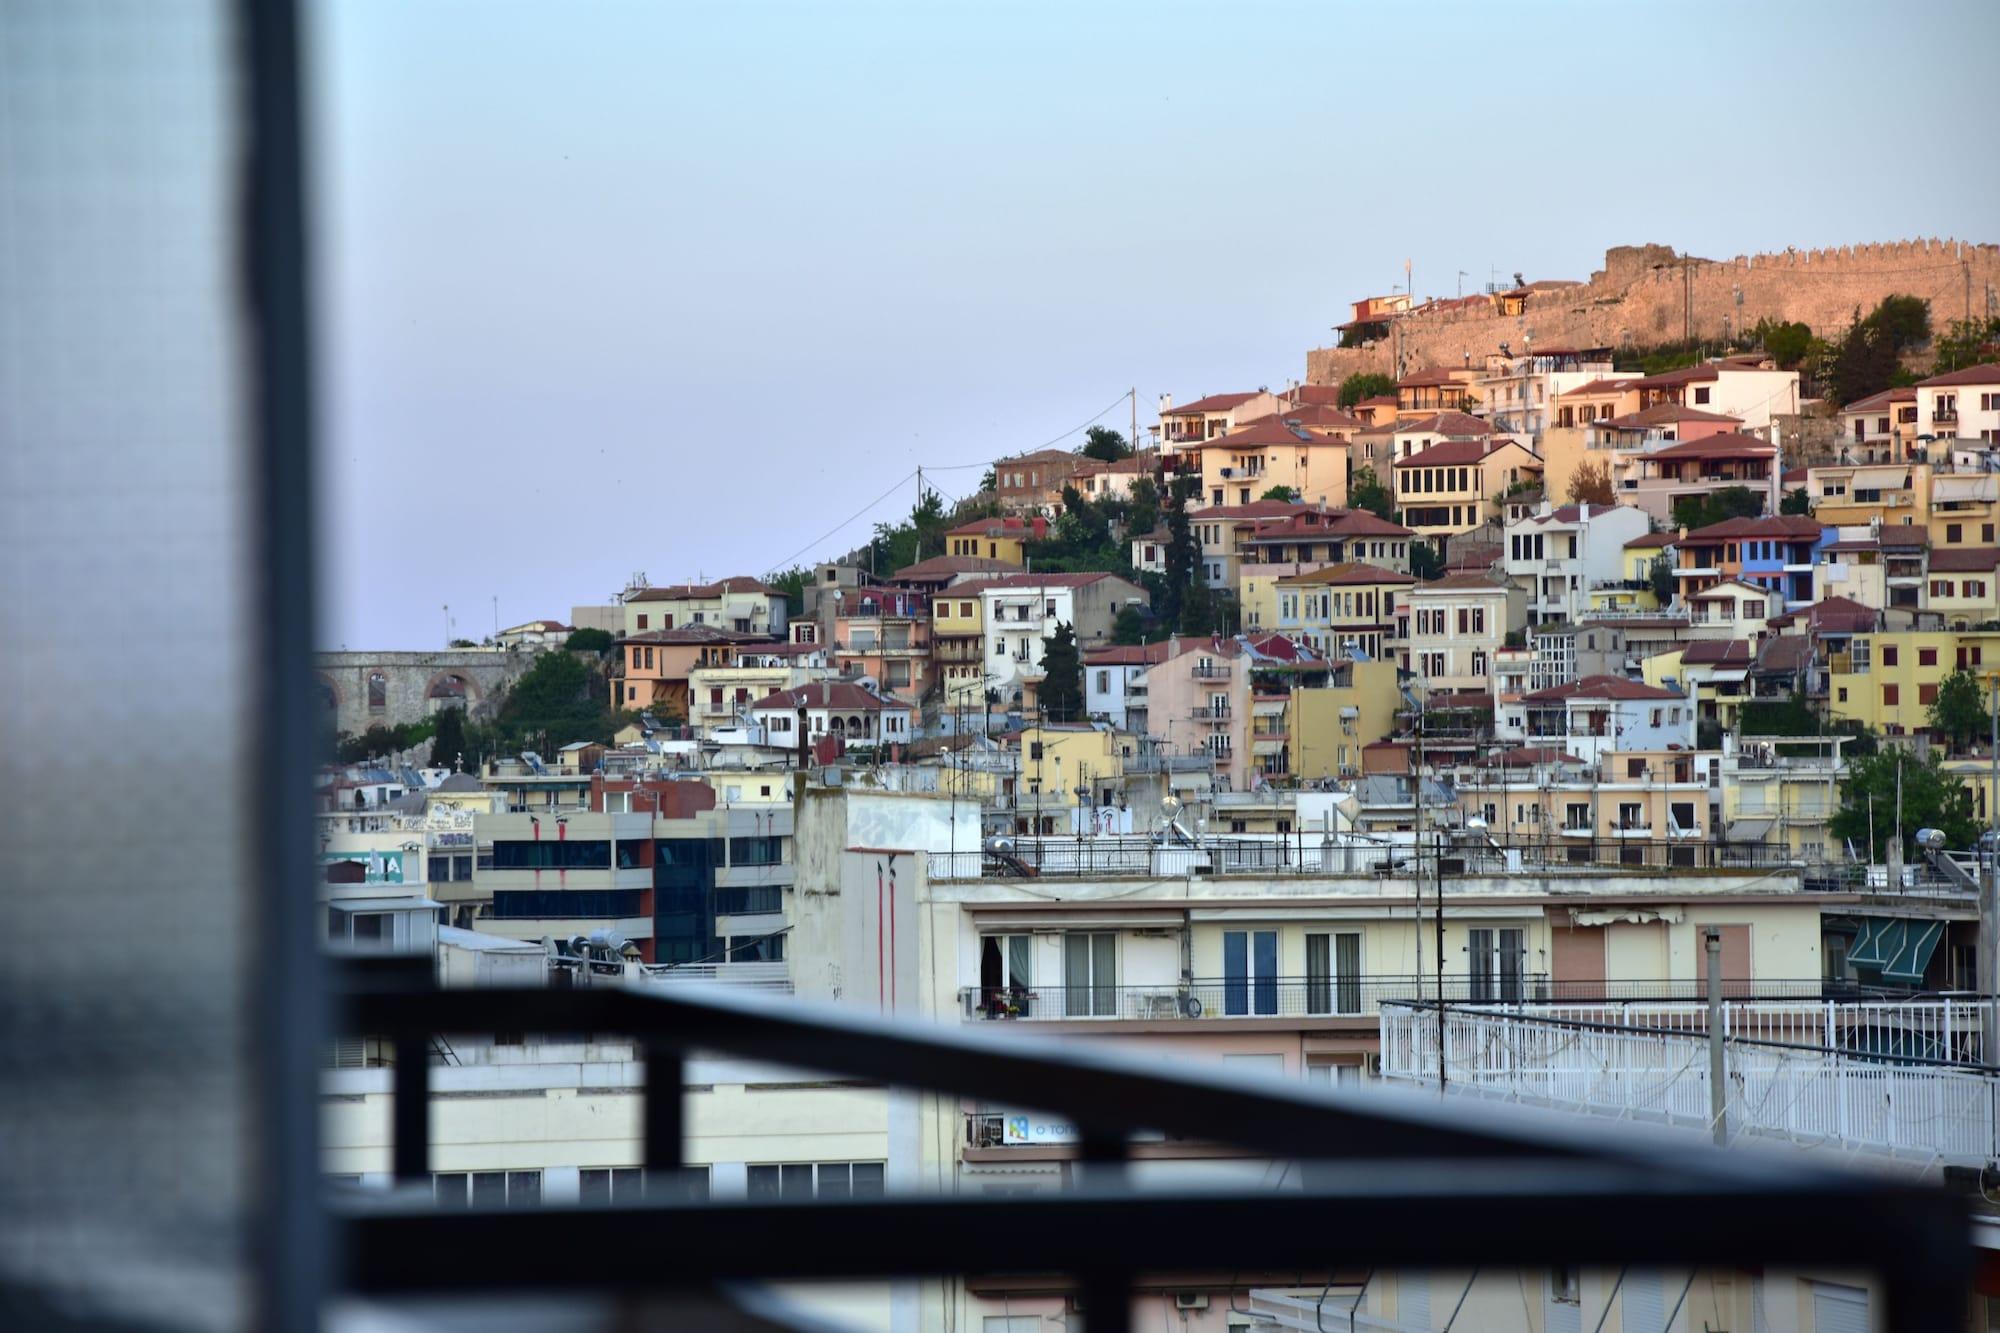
391, 1035, 429, 1182
643, 1041, 684, 1177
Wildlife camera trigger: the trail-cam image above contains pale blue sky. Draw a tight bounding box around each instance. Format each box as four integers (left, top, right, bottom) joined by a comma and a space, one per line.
311, 0, 2000, 647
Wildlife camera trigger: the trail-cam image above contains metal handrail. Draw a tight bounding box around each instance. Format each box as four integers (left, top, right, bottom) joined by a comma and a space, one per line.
331, 961, 1970, 1329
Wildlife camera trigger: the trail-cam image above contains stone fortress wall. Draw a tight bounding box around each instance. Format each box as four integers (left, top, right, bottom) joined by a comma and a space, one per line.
1306, 238, 2000, 385
314, 649, 544, 739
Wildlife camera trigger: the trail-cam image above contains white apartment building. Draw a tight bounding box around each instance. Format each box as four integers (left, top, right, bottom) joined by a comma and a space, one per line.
1916, 361, 2000, 443
1502, 500, 1652, 624
1474, 348, 1618, 439
965, 572, 1147, 700
1518, 676, 1693, 768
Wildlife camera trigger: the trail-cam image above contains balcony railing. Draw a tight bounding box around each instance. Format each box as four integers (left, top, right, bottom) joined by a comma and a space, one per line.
1934, 409, 1959, 425
1190, 664, 1233, 680
1190, 706, 1233, 722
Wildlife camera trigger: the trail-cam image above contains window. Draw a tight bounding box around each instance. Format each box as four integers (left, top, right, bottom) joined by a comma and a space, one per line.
1468, 927, 1525, 1003
1881, 644, 1898, 666
1919, 647, 1938, 666
1920, 683, 1939, 706
1063, 932, 1116, 1016
1883, 683, 1899, 706
367, 672, 387, 710
746, 1162, 882, 1200
1694, 386, 1711, 404
434, 1170, 541, 1208
1947, 524, 1963, 543
636, 613, 649, 630
1223, 929, 1279, 1016
1306, 931, 1362, 1015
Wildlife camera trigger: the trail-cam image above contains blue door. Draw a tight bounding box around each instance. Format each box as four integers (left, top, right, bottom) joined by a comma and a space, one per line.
1253, 930, 1278, 1015
1224, 931, 1248, 1015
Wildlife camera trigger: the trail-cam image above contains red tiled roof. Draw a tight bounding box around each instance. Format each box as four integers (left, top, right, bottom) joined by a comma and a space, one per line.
1643, 432, 1778, 460
1476, 747, 1585, 769
1276, 403, 1364, 431
1522, 674, 1683, 703
1393, 410, 1494, 437
1682, 639, 1754, 665
1624, 532, 1676, 548
628, 576, 777, 601
945, 572, 1128, 596
625, 626, 775, 645
1625, 364, 1721, 390
891, 554, 1024, 581
1191, 500, 1316, 521
749, 681, 905, 713
1277, 561, 1413, 587
1916, 362, 2000, 388
1598, 403, 1744, 429
1396, 436, 1522, 469
1356, 394, 1398, 408
1681, 514, 1826, 541
1166, 392, 1259, 415
1082, 641, 1176, 666
1841, 387, 1917, 412
1397, 367, 1469, 388
1559, 378, 1638, 399
1754, 635, 1813, 674
1929, 547, 2000, 573
1408, 572, 1510, 593
1766, 596, 1878, 635
1244, 508, 1413, 541
946, 516, 1037, 537
1214, 415, 1338, 447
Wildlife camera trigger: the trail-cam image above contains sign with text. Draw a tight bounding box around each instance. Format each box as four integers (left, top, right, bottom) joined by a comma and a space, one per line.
1001, 1112, 1077, 1146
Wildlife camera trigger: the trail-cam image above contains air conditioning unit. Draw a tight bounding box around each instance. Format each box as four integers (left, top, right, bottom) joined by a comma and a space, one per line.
1174, 1293, 1211, 1311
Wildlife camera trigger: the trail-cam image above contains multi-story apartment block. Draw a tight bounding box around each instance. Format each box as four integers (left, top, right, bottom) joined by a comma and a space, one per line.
1392, 436, 1541, 547
1928, 470, 2000, 551
1624, 354, 1801, 433
622, 576, 787, 638
1517, 675, 1693, 767
1285, 658, 1401, 781
1186, 498, 1309, 589
1717, 733, 1848, 861
943, 515, 1044, 562
1244, 561, 1410, 660
1403, 572, 1524, 687
1194, 414, 1350, 510
1838, 386, 1920, 460
1928, 548, 2000, 628
1473, 347, 1617, 439
991, 447, 1084, 515
686, 643, 833, 737
1828, 630, 2000, 739
1082, 640, 1174, 731
472, 810, 660, 958
1916, 361, 2000, 443
957, 572, 1150, 704
1672, 514, 1831, 611
1502, 500, 1652, 625
1135, 636, 1251, 784
1620, 432, 1781, 524
1394, 365, 1481, 417
620, 625, 772, 714
747, 680, 914, 753
832, 585, 931, 701
1155, 389, 1276, 446
1807, 458, 1928, 531
1457, 745, 1709, 844
1238, 506, 1413, 574
929, 586, 988, 707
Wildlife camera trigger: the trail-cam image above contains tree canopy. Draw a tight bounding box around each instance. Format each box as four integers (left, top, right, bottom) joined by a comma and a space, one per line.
1928, 669, 1995, 754
766, 566, 812, 617
866, 489, 951, 574
1260, 484, 1300, 502
1337, 372, 1396, 409
1672, 486, 1764, 531
1348, 466, 1394, 520
564, 627, 614, 653
335, 718, 435, 765
495, 651, 619, 751
1565, 460, 1614, 506
1753, 318, 1817, 370
1830, 746, 1979, 860
1827, 295, 1932, 406
1081, 426, 1132, 463
1409, 541, 1443, 581
1037, 621, 1084, 722
1112, 604, 1148, 645
428, 706, 468, 771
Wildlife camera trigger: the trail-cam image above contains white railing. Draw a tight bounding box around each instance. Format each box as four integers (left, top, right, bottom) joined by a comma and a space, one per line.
1379, 1003, 2000, 1165
635, 960, 792, 993
1524, 998, 1984, 1061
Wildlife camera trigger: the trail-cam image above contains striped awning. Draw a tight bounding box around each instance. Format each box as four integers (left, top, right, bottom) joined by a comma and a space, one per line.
1880, 919, 1945, 984
1845, 918, 1888, 969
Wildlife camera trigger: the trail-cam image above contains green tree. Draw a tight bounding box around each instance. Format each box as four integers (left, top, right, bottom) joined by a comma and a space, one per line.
1348, 466, 1394, 520
867, 489, 951, 573
428, 706, 469, 771
1933, 317, 2000, 375
1112, 603, 1148, 645
1737, 693, 1820, 737
1337, 372, 1396, 409
1037, 621, 1084, 722
1927, 669, 1995, 754
979, 468, 997, 494
564, 627, 614, 653
1754, 318, 1816, 370
336, 718, 437, 765
1081, 426, 1132, 463
1161, 498, 1197, 626
1648, 553, 1674, 604
1867, 294, 1931, 351
1409, 541, 1443, 581
1179, 575, 1218, 636
496, 651, 615, 751
1672, 486, 1765, 531
766, 566, 812, 617
1779, 488, 1812, 516
1259, 484, 1300, 502
1126, 475, 1161, 538
1827, 295, 1933, 406
1831, 747, 1979, 861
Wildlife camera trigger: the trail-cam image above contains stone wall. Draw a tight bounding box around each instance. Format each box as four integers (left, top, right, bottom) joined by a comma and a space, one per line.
1307, 238, 2000, 385
314, 649, 544, 739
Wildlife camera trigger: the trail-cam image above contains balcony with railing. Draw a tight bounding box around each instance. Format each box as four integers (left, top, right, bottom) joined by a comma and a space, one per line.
1189, 706, 1232, 722
1190, 663, 1232, 680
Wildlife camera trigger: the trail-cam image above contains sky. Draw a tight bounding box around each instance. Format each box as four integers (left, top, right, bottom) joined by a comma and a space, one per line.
310, 0, 2000, 648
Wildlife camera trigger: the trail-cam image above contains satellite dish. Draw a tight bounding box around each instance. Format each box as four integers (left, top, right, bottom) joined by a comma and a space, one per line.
1161, 795, 1182, 822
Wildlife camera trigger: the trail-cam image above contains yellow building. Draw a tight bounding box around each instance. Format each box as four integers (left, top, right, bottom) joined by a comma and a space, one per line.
1286, 660, 1401, 781
930, 591, 987, 706
1239, 562, 1411, 660
623, 576, 786, 637
1926, 472, 2000, 552
1001, 724, 1131, 830
945, 516, 1040, 564
1196, 415, 1350, 510
1538, 378, 1639, 501
1718, 736, 1847, 861
1587, 533, 1673, 613
1392, 438, 1540, 545
1806, 460, 1929, 532
1927, 549, 2000, 629
1828, 630, 2000, 737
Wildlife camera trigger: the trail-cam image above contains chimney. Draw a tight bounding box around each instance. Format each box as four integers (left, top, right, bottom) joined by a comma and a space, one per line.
1159, 393, 1173, 414
1579, 501, 1590, 522
1030, 516, 1048, 540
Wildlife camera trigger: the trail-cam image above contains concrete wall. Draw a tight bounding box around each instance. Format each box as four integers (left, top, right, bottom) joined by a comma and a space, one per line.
1308, 238, 2000, 385
315, 648, 546, 737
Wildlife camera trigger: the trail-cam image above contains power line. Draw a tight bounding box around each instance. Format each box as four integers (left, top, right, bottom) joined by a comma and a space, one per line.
766, 469, 917, 573
923, 389, 1137, 470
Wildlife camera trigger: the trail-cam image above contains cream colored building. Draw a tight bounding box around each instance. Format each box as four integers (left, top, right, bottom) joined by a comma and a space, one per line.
1403, 573, 1526, 687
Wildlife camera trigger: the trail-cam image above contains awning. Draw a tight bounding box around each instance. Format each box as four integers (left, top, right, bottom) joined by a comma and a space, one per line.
1724, 816, 1776, 843
1849, 466, 1908, 490
1845, 918, 1888, 969
1880, 918, 1945, 984
328, 896, 440, 913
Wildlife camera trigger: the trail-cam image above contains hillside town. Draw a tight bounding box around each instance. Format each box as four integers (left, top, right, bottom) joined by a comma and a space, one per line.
313, 248, 2000, 1331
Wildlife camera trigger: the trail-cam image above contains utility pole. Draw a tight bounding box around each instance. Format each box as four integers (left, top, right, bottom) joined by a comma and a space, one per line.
1130, 387, 1137, 460
1986, 675, 1998, 1066
1705, 926, 1727, 1146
